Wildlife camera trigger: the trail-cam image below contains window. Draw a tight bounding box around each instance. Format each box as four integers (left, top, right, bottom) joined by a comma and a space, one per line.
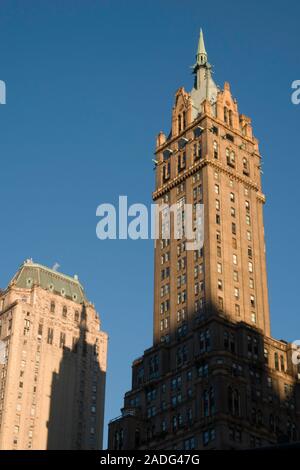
47, 328, 53, 345
214, 184, 219, 194
247, 231, 252, 241
59, 332, 66, 349
233, 270, 238, 282
224, 331, 229, 349
193, 142, 202, 161
218, 279, 223, 290
218, 296, 224, 311
224, 107, 228, 124
235, 304, 240, 316
177, 153, 186, 173
232, 223, 236, 235
62, 306, 67, 318
251, 312, 256, 323
230, 192, 235, 202
232, 238, 237, 249
227, 149, 235, 167
215, 199, 220, 210
203, 429, 216, 446
176, 182, 185, 195
217, 262, 222, 274
264, 349, 269, 364
249, 278, 254, 289
231, 207, 236, 217
250, 295, 255, 308
280, 355, 285, 372
248, 261, 253, 273
216, 214, 221, 225
233, 254, 238, 265
163, 162, 170, 182
50, 301, 55, 313
234, 287, 239, 299
24, 319, 30, 336
243, 158, 249, 175
274, 352, 279, 371
199, 330, 211, 353
213, 141, 218, 159
178, 114, 182, 133
228, 387, 240, 417
203, 387, 215, 417
246, 215, 251, 225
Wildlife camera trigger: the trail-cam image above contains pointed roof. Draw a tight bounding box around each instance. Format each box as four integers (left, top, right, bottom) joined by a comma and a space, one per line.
197, 28, 207, 58
9, 259, 87, 304
190, 28, 218, 118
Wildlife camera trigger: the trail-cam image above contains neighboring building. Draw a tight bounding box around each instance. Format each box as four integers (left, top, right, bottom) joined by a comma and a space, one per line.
0, 259, 108, 450
108, 31, 300, 450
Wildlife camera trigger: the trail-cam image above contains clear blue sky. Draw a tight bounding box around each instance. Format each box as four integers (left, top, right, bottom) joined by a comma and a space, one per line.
0, 0, 299, 447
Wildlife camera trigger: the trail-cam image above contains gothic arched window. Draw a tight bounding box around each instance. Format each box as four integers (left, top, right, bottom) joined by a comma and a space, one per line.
224, 107, 228, 124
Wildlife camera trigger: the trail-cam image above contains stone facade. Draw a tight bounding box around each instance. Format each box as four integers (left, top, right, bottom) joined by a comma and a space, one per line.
0, 260, 108, 450
108, 31, 300, 450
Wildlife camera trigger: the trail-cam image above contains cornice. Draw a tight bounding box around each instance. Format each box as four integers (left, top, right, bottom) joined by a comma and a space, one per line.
152, 157, 265, 203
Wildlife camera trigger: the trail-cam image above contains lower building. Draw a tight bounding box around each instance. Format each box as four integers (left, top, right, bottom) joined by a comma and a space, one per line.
0, 259, 108, 450
108, 313, 300, 450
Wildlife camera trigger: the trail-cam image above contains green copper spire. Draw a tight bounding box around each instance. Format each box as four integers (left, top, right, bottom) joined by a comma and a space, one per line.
196, 28, 207, 65
191, 28, 218, 117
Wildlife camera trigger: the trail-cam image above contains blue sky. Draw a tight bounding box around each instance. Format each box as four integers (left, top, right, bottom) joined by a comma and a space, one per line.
0, 0, 299, 447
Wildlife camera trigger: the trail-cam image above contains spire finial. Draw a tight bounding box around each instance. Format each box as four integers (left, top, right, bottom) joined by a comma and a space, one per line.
196, 28, 207, 65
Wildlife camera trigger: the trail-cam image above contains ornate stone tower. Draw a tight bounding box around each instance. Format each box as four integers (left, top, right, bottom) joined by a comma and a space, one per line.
108, 31, 300, 450
152, 28, 270, 345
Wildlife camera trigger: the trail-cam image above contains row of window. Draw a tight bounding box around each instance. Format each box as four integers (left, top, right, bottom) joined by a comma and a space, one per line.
50, 301, 83, 322
161, 141, 251, 184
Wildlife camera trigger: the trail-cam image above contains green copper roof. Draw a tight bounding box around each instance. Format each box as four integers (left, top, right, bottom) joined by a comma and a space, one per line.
10, 260, 87, 304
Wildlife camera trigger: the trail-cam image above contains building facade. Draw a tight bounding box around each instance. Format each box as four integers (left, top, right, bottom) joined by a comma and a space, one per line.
0, 260, 108, 450
108, 31, 300, 450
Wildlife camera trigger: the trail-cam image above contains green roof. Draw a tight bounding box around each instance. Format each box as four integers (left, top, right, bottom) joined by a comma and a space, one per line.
10, 260, 87, 304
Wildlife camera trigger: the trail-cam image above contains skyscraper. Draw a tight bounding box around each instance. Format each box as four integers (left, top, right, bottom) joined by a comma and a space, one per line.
108, 31, 300, 450
0, 260, 108, 450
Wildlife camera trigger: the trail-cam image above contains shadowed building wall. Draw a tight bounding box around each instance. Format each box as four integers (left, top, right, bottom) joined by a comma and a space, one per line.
0, 260, 108, 450
108, 31, 300, 450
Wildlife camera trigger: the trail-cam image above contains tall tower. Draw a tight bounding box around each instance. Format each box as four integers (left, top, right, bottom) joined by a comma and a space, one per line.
108, 31, 300, 450
0, 260, 108, 450
153, 28, 271, 345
